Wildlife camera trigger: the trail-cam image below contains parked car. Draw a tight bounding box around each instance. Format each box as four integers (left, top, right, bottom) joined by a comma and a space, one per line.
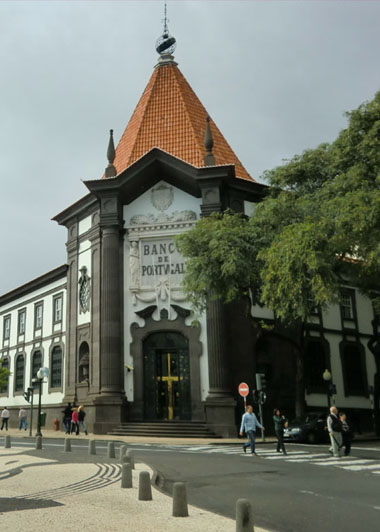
283, 412, 330, 444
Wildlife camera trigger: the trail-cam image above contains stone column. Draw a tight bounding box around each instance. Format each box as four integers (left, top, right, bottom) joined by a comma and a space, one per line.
206, 298, 230, 397
100, 223, 123, 394
199, 182, 236, 436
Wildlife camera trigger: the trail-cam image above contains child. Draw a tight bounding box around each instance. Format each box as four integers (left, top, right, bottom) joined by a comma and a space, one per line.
339, 412, 353, 456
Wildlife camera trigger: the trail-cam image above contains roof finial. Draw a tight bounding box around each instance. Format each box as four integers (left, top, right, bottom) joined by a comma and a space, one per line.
105, 129, 117, 178
204, 117, 215, 166
155, 2, 177, 63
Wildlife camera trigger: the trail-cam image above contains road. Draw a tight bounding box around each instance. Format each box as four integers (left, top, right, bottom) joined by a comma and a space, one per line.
2, 437, 380, 532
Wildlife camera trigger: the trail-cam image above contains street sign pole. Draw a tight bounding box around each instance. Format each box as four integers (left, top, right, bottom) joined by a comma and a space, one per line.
258, 401, 265, 442
29, 389, 34, 437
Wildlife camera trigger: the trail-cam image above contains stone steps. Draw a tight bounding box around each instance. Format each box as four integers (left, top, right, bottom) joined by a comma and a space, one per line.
107, 421, 219, 438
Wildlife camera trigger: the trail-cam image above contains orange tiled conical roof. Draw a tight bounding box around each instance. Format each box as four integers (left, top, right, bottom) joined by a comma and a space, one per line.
110, 59, 254, 181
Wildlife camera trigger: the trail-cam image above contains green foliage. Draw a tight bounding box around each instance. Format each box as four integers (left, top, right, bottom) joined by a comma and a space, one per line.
175, 211, 260, 313
0, 363, 10, 390
177, 90, 380, 322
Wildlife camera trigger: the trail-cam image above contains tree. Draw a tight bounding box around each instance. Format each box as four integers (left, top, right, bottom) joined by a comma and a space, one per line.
177, 90, 380, 419
0, 362, 10, 391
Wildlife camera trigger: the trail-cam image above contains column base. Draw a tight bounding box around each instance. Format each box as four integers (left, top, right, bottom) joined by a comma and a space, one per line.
204, 396, 237, 438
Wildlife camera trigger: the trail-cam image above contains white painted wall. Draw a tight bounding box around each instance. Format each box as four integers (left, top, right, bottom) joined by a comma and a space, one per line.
78, 215, 92, 236
0, 276, 66, 406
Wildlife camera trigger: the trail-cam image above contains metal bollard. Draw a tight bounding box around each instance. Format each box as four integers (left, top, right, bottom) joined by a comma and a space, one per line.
107, 442, 115, 458
119, 444, 127, 461
138, 471, 152, 501
4, 435, 11, 449
64, 438, 72, 452
172, 482, 189, 517
236, 499, 254, 532
36, 436, 42, 450
121, 463, 133, 488
126, 449, 135, 469
88, 440, 96, 455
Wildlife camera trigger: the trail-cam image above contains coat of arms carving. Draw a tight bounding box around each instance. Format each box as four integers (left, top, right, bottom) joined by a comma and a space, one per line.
151, 183, 174, 212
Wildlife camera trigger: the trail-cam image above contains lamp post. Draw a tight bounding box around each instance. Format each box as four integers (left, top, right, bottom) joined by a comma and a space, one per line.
36, 367, 49, 437
322, 369, 332, 408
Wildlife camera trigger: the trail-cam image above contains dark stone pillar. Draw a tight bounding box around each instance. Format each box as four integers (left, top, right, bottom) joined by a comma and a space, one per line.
207, 298, 230, 397
100, 224, 123, 394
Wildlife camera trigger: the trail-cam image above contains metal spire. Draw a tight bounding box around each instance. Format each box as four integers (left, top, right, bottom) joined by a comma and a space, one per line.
155, 2, 177, 60
204, 117, 215, 166
105, 129, 117, 178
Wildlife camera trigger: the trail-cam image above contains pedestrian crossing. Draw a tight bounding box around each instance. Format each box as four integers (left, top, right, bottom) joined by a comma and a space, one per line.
130, 443, 380, 476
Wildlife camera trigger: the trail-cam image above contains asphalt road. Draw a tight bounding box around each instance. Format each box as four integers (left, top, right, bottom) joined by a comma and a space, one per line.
2, 438, 380, 532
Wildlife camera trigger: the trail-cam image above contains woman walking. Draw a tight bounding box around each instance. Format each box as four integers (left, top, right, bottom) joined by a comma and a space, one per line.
78, 405, 88, 435
71, 407, 79, 435
273, 408, 287, 455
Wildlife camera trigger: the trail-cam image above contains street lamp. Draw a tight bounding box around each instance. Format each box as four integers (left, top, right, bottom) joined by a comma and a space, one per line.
322, 369, 332, 408
36, 367, 49, 437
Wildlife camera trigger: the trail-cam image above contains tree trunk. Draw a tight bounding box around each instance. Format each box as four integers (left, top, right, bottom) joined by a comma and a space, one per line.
295, 323, 307, 418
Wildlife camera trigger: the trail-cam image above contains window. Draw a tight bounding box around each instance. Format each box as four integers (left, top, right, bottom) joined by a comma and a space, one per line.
51, 346, 62, 388
15, 355, 24, 392
341, 342, 367, 396
34, 303, 43, 330
53, 296, 63, 323
32, 350, 42, 381
3, 316, 11, 340
18, 310, 26, 335
341, 292, 354, 320
0, 357, 9, 394
305, 339, 328, 391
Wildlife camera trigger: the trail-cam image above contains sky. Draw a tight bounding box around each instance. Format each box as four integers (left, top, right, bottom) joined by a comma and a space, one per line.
0, 0, 380, 295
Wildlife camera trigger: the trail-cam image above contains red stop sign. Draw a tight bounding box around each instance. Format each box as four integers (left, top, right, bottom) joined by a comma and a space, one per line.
238, 382, 249, 397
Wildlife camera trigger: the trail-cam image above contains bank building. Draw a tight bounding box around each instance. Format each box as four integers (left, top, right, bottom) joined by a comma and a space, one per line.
0, 26, 378, 438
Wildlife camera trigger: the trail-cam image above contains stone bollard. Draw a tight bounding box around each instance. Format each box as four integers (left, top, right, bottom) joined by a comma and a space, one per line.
36, 436, 43, 450
121, 455, 131, 466
121, 463, 133, 488
64, 439, 72, 452
107, 442, 115, 459
172, 482, 189, 517
236, 499, 254, 532
4, 435, 11, 449
119, 444, 127, 461
88, 440, 96, 455
126, 449, 135, 469
138, 471, 152, 501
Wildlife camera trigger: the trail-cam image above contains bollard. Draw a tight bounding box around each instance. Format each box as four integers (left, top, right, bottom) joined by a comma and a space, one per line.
121, 463, 133, 488
236, 499, 254, 532
119, 444, 127, 461
172, 482, 188, 517
4, 435, 11, 449
121, 455, 131, 466
126, 449, 135, 469
88, 440, 96, 455
107, 442, 115, 458
138, 471, 152, 501
64, 438, 72, 452
36, 436, 42, 450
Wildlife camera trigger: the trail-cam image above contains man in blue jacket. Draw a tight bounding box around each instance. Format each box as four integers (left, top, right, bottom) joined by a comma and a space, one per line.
239, 405, 264, 455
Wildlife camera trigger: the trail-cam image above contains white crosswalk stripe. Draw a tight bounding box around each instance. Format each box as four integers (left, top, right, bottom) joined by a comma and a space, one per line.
153, 444, 380, 476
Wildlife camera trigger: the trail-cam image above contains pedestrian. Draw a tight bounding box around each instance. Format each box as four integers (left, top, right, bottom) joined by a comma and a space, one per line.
62, 402, 72, 434
78, 405, 88, 435
273, 408, 287, 455
239, 405, 264, 455
339, 412, 353, 456
71, 407, 79, 435
327, 406, 342, 457
18, 408, 28, 431
1, 407, 10, 431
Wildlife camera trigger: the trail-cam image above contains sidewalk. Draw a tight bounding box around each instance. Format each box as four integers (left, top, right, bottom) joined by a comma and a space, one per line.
2, 426, 378, 445
0, 443, 269, 532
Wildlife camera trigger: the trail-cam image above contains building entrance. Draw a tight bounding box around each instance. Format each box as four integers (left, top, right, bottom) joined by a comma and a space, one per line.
143, 332, 191, 421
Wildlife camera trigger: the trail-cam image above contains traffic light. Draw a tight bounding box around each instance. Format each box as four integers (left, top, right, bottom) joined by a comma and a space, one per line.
255, 373, 267, 391
23, 390, 30, 403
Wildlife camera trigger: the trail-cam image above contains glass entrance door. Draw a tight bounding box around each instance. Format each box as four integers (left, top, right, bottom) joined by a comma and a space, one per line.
143, 332, 191, 421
